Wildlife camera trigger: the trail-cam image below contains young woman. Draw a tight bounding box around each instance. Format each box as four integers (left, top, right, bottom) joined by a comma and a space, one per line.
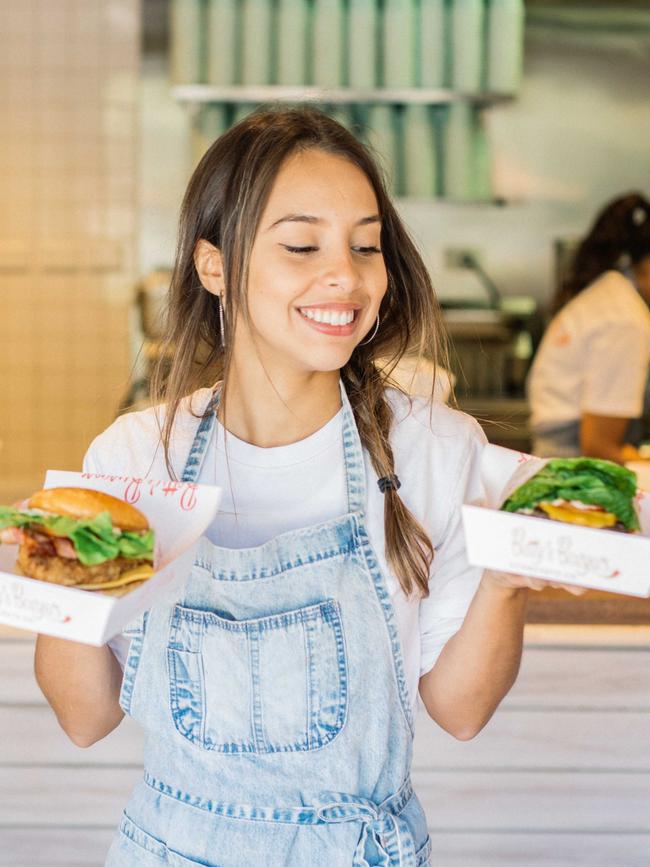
528, 192, 650, 460
34, 108, 573, 867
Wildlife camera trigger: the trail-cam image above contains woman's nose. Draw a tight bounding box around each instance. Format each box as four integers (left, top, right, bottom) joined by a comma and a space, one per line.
323, 250, 359, 291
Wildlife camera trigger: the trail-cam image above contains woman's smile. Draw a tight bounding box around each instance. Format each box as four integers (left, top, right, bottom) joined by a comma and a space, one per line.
296, 302, 362, 336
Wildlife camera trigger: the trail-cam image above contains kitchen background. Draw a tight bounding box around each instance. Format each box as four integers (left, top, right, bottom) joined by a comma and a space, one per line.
1, 0, 650, 509
1, 1, 650, 865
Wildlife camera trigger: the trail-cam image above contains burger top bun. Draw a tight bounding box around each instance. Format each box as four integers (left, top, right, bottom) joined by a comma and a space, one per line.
28, 488, 149, 532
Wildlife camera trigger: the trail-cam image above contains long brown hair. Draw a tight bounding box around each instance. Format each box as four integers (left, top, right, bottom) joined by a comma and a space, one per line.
151, 106, 450, 599
552, 192, 650, 314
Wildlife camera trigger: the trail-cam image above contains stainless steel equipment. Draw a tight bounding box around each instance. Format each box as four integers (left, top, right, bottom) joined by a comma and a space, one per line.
442, 298, 543, 400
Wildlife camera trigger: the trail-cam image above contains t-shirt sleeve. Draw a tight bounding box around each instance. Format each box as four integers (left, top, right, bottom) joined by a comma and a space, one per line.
81, 419, 123, 475
418, 424, 486, 676
107, 633, 131, 669
81, 440, 102, 474
582, 323, 650, 418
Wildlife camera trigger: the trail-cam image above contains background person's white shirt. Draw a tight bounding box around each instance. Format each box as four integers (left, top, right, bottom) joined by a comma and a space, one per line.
83, 387, 486, 716
528, 270, 650, 432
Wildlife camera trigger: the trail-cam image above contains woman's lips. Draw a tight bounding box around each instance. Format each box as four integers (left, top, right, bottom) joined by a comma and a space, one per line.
296, 305, 361, 337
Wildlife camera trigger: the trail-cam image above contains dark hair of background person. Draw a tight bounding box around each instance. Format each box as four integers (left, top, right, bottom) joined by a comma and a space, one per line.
552, 191, 650, 314
150, 105, 452, 600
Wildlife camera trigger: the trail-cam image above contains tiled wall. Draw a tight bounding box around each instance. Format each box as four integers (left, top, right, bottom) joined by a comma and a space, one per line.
0, 0, 140, 503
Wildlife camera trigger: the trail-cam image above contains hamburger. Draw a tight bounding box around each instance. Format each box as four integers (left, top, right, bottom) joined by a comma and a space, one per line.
501, 457, 639, 533
0, 487, 155, 595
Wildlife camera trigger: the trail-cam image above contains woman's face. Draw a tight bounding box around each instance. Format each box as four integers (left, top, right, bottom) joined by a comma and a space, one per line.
238, 148, 388, 376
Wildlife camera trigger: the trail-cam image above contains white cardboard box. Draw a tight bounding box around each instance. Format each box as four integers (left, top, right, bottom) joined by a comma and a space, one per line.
462, 444, 650, 598
0, 470, 221, 643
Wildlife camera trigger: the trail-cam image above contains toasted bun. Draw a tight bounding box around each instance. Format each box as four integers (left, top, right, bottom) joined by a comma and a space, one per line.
17, 544, 153, 589
28, 488, 148, 532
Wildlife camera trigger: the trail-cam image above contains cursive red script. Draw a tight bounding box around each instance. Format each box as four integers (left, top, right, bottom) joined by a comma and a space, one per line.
80, 474, 199, 510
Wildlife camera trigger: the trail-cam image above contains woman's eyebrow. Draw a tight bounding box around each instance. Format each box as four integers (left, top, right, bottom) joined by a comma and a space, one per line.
267, 213, 381, 230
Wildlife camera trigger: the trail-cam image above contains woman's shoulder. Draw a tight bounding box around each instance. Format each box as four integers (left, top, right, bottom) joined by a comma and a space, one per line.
386, 388, 485, 439
589, 269, 634, 290
83, 387, 214, 475
386, 387, 487, 454
383, 388, 487, 537
95, 387, 214, 447
581, 271, 650, 321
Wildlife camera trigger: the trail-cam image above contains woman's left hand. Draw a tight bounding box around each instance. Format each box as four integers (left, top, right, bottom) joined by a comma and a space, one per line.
482, 568, 589, 596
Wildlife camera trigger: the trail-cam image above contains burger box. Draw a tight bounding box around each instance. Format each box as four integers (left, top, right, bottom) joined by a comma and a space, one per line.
461, 444, 650, 598
0, 470, 221, 644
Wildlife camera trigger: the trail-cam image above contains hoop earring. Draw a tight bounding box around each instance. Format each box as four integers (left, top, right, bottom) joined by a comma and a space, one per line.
218, 293, 226, 348
358, 314, 380, 346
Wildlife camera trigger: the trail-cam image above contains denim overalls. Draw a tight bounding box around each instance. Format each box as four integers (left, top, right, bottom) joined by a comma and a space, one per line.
105, 382, 432, 866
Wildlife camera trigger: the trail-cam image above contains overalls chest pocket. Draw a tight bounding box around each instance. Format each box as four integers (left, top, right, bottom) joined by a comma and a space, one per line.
167, 598, 349, 753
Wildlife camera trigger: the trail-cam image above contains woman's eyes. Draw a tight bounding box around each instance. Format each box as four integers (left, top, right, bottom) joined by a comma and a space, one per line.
283, 245, 318, 254
354, 246, 382, 255
281, 245, 382, 256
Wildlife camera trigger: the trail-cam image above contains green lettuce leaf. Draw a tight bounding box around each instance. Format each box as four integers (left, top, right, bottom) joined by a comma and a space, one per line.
0, 506, 155, 566
501, 458, 639, 531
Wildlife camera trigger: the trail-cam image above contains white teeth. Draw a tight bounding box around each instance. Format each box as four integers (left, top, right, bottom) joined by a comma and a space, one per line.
300, 308, 355, 326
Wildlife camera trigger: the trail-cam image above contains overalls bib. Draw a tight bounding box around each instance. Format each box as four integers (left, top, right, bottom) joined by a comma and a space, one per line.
105, 382, 432, 866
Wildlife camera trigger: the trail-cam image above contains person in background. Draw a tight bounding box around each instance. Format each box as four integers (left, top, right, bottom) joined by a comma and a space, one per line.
528, 192, 650, 461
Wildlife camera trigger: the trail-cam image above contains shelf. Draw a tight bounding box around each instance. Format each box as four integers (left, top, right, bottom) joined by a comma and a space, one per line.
172, 85, 515, 107
395, 197, 511, 207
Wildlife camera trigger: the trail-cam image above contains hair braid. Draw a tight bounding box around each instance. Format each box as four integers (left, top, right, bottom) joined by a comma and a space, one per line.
343, 361, 434, 599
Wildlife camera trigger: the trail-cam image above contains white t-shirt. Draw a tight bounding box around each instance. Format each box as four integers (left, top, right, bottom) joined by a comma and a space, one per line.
83, 387, 487, 715
377, 356, 455, 404
528, 271, 650, 431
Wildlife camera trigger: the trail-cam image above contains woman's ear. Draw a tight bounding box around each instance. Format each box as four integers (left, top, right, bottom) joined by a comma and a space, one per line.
194, 239, 225, 297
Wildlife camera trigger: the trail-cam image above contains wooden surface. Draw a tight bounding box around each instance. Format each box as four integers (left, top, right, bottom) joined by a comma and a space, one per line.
527, 587, 650, 625
2, 630, 650, 865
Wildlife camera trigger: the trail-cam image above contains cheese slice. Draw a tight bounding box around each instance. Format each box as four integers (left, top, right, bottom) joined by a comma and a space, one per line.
77, 564, 154, 592
538, 502, 617, 528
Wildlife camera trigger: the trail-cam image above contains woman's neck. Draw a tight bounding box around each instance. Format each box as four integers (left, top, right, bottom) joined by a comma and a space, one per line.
217, 362, 342, 448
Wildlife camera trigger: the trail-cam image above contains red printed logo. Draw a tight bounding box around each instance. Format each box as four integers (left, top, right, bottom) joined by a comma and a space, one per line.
80, 474, 199, 511
124, 478, 143, 505
180, 485, 198, 512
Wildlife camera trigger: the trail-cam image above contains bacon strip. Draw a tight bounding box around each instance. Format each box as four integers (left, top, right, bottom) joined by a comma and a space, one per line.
53, 537, 77, 559
22, 530, 57, 558
0, 527, 24, 545
2, 526, 79, 560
